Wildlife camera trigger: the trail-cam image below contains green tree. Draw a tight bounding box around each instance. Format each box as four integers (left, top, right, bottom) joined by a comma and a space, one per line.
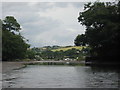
77, 1, 119, 62
2, 16, 29, 61
74, 34, 87, 46
26, 49, 36, 59
3, 16, 21, 32
64, 48, 78, 59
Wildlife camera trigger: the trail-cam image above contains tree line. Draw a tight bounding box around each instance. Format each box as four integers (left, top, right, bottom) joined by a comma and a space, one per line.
74, 1, 120, 63
1, 16, 30, 61
31, 47, 89, 60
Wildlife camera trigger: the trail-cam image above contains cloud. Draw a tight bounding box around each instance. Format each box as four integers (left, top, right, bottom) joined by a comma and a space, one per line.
1, 0, 116, 2
2, 2, 86, 47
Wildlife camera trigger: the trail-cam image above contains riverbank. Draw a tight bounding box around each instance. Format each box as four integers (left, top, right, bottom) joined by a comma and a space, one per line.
2, 62, 27, 73
1, 60, 119, 73
2, 61, 85, 73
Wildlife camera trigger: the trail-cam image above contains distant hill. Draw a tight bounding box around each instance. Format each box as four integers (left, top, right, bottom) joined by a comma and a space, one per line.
31, 46, 87, 53
30, 46, 88, 60
51, 46, 86, 52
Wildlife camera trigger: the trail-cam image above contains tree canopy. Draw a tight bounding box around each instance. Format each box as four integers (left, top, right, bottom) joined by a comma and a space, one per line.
3, 16, 21, 32
2, 16, 29, 61
75, 1, 120, 63
74, 34, 87, 46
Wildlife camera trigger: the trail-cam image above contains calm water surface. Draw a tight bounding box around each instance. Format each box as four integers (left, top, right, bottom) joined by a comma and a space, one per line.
3, 65, 119, 88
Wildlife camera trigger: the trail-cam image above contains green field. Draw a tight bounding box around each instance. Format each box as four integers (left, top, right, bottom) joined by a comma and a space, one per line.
51, 46, 86, 52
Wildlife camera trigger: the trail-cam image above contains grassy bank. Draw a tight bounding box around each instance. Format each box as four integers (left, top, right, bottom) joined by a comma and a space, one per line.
51, 46, 86, 52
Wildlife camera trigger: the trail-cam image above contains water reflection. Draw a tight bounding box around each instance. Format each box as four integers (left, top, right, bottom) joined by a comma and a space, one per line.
2, 65, 119, 88
86, 66, 119, 88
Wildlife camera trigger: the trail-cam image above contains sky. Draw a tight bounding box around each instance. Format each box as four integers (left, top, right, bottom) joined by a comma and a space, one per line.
1, 1, 115, 47
2, 2, 87, 47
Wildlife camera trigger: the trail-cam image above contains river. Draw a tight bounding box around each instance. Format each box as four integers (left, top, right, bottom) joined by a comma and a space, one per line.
2, 65, 119, 88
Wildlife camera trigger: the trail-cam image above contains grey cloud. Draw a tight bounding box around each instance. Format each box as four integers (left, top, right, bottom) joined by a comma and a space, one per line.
2, 2, 85, 47
22, 17, 61, 35
70, 2, 86, 8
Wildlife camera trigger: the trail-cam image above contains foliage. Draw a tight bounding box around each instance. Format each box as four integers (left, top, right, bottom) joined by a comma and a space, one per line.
74, 34, 87, 46
77, 1, 120, 62
2, 16, 30, 61
3, 16, 21, 32
32, 46, 90, 61
26, 49, 36, 59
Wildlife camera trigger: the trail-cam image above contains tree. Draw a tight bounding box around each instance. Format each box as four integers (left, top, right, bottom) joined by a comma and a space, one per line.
77, 1, 120, 62
26, 49, 36, 59
2, 16, 29, 61
74, 34, 87, 46
3, 16, 21, 32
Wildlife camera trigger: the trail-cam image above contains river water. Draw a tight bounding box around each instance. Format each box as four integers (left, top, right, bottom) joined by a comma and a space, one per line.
2, 65, 119, 88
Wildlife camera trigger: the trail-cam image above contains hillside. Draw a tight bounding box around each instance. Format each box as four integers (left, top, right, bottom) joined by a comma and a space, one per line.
51, 46, 86, 52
